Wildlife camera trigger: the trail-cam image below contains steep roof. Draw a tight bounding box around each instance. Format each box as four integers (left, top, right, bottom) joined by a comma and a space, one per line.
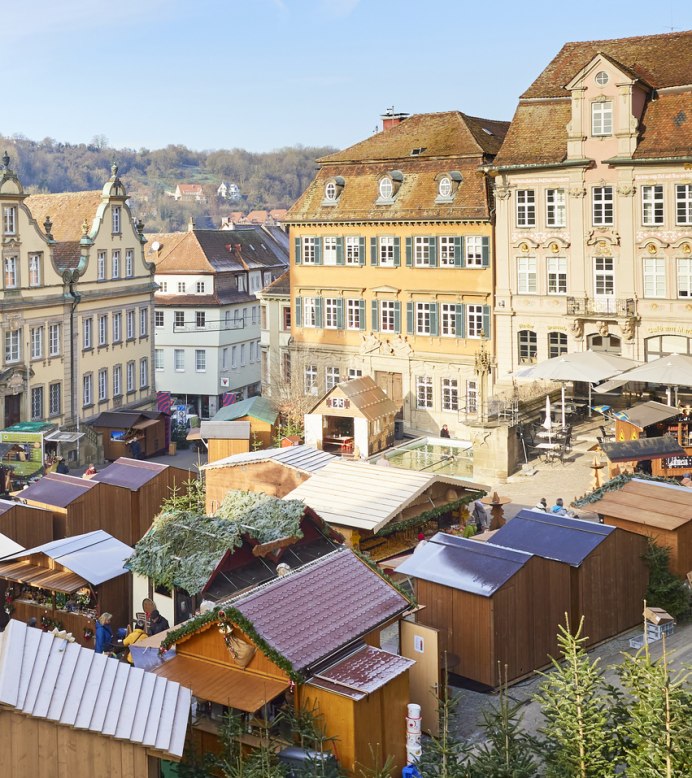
310, 376, 398, 421
261, 269, 289, 296
212, 396, 279, 425
25, 191, 103, 241
0, 620, 190, 759
201, 444, 335, 474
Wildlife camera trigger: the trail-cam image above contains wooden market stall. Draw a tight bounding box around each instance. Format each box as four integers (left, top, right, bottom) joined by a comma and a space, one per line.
91, 457, 194, 545
398, 532, 571, 688
87, 410, 168, 461
583, 477, 692, 577
200, 420, 250, 463
0, 619, 190, 778
0, 530, 133, 647
0, 498, 54, 551
600, 436, 685, 478
152, 549, 413, 775
304, 376, 398, 457
211, 396, 279, 450
284, 459, 487, 560
0, 422, 56, 483
202, 445, 335, 511
488, 510, 649, 646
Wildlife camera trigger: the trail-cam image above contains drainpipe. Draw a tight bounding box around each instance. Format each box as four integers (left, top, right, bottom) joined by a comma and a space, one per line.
67, 274, 81, 424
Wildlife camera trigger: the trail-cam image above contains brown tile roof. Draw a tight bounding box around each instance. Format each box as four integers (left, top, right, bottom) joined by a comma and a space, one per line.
177, 184, 203, 193
493, 100, 571, 167
320, 111, 509, 163
51, 241, 82, 271
25, 191, 103, 241
633, 90, 692, 159
522, 31, 692, 98
233, 549, 409, 673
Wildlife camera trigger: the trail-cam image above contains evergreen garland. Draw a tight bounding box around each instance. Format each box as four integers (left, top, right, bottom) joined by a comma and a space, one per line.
353, 548, 417, 608
573, 472, 679, 508
376, 492, 482, 537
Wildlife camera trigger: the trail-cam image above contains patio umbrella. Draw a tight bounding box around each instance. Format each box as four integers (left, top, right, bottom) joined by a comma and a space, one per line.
542, 396, 553, 443
595, 353, 692, 405
516, 350, 641, 427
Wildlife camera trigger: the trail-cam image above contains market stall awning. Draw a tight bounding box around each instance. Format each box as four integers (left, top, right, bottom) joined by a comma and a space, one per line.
153, 654, 288, 712
43, 431, 85, 444
0, 559, 87, 593
601, 435, 685, 463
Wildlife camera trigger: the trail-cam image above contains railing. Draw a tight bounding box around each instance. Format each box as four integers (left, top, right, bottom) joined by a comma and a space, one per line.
566, 297, 637, 317
173, 320, 248, 333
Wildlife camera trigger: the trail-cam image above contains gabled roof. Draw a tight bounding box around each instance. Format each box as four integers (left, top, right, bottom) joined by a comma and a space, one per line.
0, 620, 190, 759
212, 396, 279, 425
397, 532, 532, 596
92, 457, 188, 490
284, 460, 485, 533
21, 472, 99, 508
230, 548, 409, 673
177, 184, 203, 193
309, 375, 398, 421
25, 191, 103, 241
202, 444, 335, 474
200, 420, 250, 440
87, 410, 164, 429
488, 510, 615, 567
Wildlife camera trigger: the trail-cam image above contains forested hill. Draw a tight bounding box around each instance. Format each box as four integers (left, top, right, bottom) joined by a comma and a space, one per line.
0, 134, 336, 231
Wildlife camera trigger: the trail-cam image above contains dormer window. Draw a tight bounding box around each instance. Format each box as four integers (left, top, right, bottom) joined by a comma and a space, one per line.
376, 171, 403, 204
592, 100, 613, 136
325, 182, 337, 200
438, 177, 453, 198
595, 71, 609, 86
322, 176, 344, 205
435, 171, 462, 203
379, 177, 393, 200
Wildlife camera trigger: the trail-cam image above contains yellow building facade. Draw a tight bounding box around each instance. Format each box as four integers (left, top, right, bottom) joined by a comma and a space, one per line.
0, 156, 155, 433
284, 111, 508, 434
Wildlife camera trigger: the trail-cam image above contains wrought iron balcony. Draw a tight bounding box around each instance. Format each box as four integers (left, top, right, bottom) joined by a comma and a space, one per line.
566, 297, 637, 318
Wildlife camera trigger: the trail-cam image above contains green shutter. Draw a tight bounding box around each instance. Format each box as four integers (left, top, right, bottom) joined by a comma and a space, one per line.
315, 297, 323, 327
370, 237, 378, 266
405, 237, 413, 267
406, 302, 414, 334
336, 298, 344, 329
458, 237, 466, 268
371, 300, 379, 331
295, 296, 302, 327
336, 237, 344, 265
294, 237, 301, 265
429, 303, 438, 336
358, 237, 365, 265
454, 237, 463, 267
429, 237, 438, 268
481, 236, 490, 267
394, 301, 401, 334
393, 237, 401, 267
456, 304, 465, 339
358, 299, 366, 330
482, 305, 491, 339
314, 239, 322, 265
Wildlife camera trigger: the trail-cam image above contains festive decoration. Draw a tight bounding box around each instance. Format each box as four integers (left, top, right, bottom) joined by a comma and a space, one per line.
376, 493, 482, 538
573, 472, 679, 508
83, 627, 94, 641
4, 587, 15, 615
353, 548, 416, 607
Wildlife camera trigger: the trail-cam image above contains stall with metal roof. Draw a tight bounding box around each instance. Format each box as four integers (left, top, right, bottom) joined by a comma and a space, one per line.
0, 498, 54, 551
211, 395, 279, 449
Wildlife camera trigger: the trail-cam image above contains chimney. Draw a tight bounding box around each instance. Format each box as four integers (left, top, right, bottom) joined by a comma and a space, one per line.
381, 106, 409, 131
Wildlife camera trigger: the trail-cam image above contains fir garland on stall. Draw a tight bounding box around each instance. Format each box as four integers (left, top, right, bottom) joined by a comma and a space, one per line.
376, 492, 482, 537
353, 548, 417, 607
572, 472, 680, 508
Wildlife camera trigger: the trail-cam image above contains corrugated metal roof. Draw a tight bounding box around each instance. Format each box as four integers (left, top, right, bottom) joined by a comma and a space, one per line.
202, 444, 336, 473
200, 420, 250, 440
397, 532, 532, 596
0, 530, 132, 585
0, 619, 190, 758
212, 396, 279, 425
601, 435, 685, 463
284, 460, 485, 532
21, 472, 99, 507
488, 510, 614, 567
91, 457, 171, 490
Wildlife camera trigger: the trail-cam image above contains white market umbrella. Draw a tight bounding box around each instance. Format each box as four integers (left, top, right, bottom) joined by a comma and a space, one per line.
542, 395, 553, 443
516, 350, 641, 427
596, 353, 692, 405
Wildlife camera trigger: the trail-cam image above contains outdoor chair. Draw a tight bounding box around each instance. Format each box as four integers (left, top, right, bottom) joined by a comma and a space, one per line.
599, 425, 614, 441
547, 443, 568, 466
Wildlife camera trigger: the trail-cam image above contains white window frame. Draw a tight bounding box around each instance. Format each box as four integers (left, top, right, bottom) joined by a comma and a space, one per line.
439, 236, 456, 267
4, 256, 18, 289
518, 330, 538, 364
83, 374, 93, 406
380, 300, 396, 332
3, 206, 17, 235
139, 358, 148, 388
125, 249, 134, 278
677, 258, 692, 298
29, 254, 42, 286
195, 349, 206, 372
174, 349, 185, 371
154, 349, 164, 371
593, 186, 614, 226
112, 205, 121, 234
196, 280, 205, 294
324, 298, 338, 329
466, 304, 484, 339
643, 256, 666, 298
97, 251, 106, 280
348, 368, 363, 380
178, 281, 186, 293
440, 303, 457, 337
591, 101, 613, 136
466, 380, 478, 414
379, 236, 395, 266
594, 257, 615, 311
195, 311, 206, 329
303, 297, 318, 328
113, 312, 122, 342
415, 376, 433, 409
414, 237, 431, 267
323, 237, 338, 265
155, 310, 164, 328
516, 190, 536, 227
49, 383, 61, 416
111, 250, 120, 279
465, 236, 483, 267
304, 364, 318, 393
325, 366, 340, 391
126, 362, 135, 392
126, 310, 135, 340
30, 326, 43, 359
113, 365, 122, 396
548, 331, 568, 359
174, 310, 185, 328
517, 256, 537, 294
31, 387, 43, 420
302, 237, 317, 264
5, 330, 20, 363
546, 189, 566, 227
642, 185, 664, 226
441, 378, 459, 412
231, 345, 238, 369
98, 315, 108, 346
98, 368, 108, 401
547, 256, 567, 295
346, 299, 361, 330
415, 302, 432, 335
49, 324, 60, 356
83, 317, 92, 349
676, 184, 692, 226
345, 237, 361, 265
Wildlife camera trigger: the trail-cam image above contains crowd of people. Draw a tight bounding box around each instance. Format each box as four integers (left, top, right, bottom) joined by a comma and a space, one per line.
534, 497, 578, 517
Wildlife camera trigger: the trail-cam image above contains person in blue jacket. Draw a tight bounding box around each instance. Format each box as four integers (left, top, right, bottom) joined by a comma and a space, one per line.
94, 612, 113, 653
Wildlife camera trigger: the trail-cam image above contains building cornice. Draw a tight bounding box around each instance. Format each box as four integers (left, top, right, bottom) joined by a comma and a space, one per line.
603, 155, 692, 166
485, 158, 593, 174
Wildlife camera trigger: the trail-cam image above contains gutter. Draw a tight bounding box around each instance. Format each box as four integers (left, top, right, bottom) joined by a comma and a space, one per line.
602, 156, 692, 166
483, 158, 593, 174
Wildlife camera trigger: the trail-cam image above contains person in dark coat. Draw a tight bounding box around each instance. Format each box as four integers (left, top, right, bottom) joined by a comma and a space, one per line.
440, 424, 451, 438
148, 609, 169, 635
95, 612, 113, 653
55, 457, 70, 475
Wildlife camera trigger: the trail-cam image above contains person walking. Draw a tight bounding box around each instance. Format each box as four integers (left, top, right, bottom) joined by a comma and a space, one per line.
95, 612, 113, 654
55, 457, 70, 475
123, 619, 148, 664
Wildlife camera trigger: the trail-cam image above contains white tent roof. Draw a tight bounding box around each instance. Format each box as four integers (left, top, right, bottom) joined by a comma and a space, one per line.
597, 353, 692, 393
515, 349, 640, 384
0, 532, 23, 558
283, 459, 486, 533
0, 619, 190, 758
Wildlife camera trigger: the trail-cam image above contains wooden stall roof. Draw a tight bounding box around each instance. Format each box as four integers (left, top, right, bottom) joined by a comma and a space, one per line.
601, 435, 685, 463
201, 444, 336, 474
309, 375, 398, 420
0, 619, 191, 758
200, 420, 251, 440
92, 456, 190, 490
307, 645, 414, 701
616, 401, 679, 430
0, 530, 133, 586
20, 472, 100, 507
212, 396, 279, 425
87, 410, 164, 429
154, 654, 288, 712
284, 460, 487, 533
397, 532, 532, 596
225, 548, 410, 674
488, 510, 615, 566
586, 478, 692, 531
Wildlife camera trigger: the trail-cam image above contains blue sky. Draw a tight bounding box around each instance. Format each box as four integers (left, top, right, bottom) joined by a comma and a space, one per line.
6, 0, 691, 153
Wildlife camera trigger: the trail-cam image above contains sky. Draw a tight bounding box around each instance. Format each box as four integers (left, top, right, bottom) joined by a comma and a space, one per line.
5, 0, 692, 154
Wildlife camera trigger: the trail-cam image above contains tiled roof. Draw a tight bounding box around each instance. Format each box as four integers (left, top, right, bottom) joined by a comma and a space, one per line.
325, 375, 399, 421
51, 241, 82, 271
633, 90, 692, 159
522, 31, 692, 98
0, 620, 190, 759
25, 191, 103, 241
492, 100, 571, 167
232, 549, 409, 673
177, 184, 203, 193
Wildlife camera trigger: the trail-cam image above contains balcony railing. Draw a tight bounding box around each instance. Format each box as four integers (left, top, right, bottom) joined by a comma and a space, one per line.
566, 297, 637, 318
172, 320, 247, 333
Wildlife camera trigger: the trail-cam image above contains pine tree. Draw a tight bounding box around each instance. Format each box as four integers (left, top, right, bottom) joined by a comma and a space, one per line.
533, 615, 615, 777
617, 638, 692, 777
416, 680, 470, 777
643, 540, 691, 620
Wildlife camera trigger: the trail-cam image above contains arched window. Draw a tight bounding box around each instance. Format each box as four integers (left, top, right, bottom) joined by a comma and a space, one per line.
518, 330, 537, 364
587, 334, 621, 354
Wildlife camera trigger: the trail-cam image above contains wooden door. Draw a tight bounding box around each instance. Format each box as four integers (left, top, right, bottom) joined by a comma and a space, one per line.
4, 394, 20, 427
375, 371, 403, 419
401, 619, 440, 736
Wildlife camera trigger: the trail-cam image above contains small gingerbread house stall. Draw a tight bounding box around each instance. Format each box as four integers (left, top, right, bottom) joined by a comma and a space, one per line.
200, 421, 251, 463
600, 435, 685, 478
304, 376, 398, 457
91, 457, 195, 546
0, 530, 133, 647
202, 445, 335, 512
211, 396, 279, 450
0, 498, 54, 551
580, 476, 692, 577
398, 532, 571, 688
153, 549, 413, 775
284, 459, 487, 560
0, 619, 190, 778
488, 510, 649, 646
87, 410, 168, 461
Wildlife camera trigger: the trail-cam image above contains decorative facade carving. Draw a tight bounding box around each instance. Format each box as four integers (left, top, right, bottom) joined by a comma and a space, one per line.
360, 332, 382, 355
494, 186, 511, 200
596, 320, 610, 337
616, 184, 636, 197
569, 187, 586, 198
621, 317, 637, 342
569, 319, 584, 339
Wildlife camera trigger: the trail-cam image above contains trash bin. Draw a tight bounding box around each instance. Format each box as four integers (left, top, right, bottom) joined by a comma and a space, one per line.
168, 441, 177, 456
395, 419, 405, 440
